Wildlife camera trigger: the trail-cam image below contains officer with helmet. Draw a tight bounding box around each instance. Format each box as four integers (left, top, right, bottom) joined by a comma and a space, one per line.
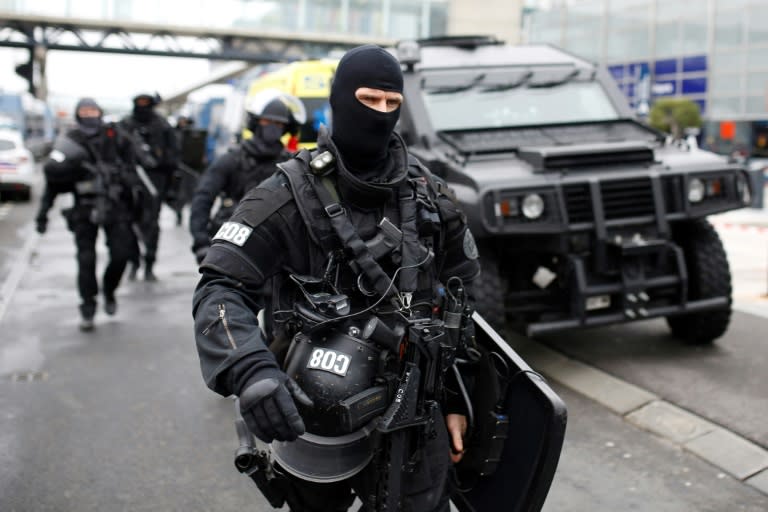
192, 45, 480, 511
37, 98, 140, 331
189, 90, 305, 264
120, 93, 179, 281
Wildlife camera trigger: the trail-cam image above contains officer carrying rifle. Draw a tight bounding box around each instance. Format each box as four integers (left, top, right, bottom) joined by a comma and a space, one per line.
194, 42, 572, 512
192, 45, 488, 511
37, 98, 142, 331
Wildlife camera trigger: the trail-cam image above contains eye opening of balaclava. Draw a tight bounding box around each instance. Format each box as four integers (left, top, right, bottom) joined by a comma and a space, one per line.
329, 44, 403, 174
74, 97, 103, 137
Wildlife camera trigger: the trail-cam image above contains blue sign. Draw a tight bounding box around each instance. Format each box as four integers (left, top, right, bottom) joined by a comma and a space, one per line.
654, 59, 677, 76
682, 77, 707, 95
683, 55, 707, 73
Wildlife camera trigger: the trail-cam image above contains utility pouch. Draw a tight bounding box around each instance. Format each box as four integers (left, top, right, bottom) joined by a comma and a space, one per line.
74, 179, 98, 195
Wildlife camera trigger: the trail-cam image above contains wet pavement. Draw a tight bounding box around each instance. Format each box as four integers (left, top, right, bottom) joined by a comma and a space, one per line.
1, 184, 767, 510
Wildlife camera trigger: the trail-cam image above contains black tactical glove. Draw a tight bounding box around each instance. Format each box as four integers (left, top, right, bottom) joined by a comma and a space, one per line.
194, 245, 209, 265
35, 219, 47, 234
239, 369, 313, 443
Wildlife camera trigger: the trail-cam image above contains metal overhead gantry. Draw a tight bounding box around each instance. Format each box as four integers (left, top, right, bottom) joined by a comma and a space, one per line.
0, 12, 393, 99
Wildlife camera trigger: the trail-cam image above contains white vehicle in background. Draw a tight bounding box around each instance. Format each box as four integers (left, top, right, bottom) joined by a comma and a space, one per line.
0, 128, 36, 201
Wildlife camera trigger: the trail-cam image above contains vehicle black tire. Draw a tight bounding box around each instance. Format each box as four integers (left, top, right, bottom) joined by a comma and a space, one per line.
474, 251, 507, 333
666, 218, 732, 344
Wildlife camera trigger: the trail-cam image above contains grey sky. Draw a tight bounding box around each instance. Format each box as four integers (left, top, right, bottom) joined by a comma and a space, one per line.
1, 47, 211, 114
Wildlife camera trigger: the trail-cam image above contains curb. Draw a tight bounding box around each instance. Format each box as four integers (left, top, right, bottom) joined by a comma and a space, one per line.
507, 334, 768, 497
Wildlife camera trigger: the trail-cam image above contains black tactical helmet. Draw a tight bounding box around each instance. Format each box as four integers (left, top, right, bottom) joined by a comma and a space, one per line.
132, 93, 160, 107
244, 89, 307, 134
74, 97, 103, 121
270, 328, 390, 483
257, 97, 293, 125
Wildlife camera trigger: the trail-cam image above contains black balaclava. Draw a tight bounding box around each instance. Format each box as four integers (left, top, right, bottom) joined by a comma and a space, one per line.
133, 94, 155, 123
74, 97, 103, 137
243, 125, 284, 158
330, 45, 403, 174
244, 113, 285, 157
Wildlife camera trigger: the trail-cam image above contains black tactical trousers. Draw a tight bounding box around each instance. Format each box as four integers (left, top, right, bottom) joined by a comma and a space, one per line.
138, 168, 172, 265
281, 408, 452, 512
72, 218, 137, 317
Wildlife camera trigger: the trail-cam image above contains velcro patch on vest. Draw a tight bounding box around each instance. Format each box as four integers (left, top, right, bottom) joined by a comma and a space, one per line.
213, 221, 253, 246
463, 230, 479, 260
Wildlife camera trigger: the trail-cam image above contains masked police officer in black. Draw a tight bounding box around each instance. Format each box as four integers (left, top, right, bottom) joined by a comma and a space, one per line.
189, 91, 302, 264
193, 45, 480, 511
120, 93, 179, 281
38, 98, 140, 331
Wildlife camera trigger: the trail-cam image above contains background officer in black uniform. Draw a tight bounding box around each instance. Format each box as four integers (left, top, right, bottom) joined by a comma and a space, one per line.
188, 91, 303, 264
38, 98, 140, 331
120, 93, 179, 281
192, 46, 480, 511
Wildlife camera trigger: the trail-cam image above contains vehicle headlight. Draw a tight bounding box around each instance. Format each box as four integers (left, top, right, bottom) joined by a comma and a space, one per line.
688, 178, 705, 203
522, 193, 545, 219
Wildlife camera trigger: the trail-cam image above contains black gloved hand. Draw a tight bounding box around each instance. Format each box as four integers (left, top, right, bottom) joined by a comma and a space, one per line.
239, 369, 314, 443
194, 245, 209, 265
36, 219, 47, 234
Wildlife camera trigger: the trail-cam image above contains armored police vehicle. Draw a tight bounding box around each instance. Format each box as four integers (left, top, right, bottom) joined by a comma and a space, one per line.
393, 37, 755, 344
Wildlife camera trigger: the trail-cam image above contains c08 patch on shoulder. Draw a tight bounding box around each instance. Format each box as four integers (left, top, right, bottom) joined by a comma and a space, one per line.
213, 222, 253, 246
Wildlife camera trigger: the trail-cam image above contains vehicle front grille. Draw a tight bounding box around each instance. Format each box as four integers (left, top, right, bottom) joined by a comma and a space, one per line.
563, 178, 656, 223
601, 178, 655, 220
563, 184, 593, 223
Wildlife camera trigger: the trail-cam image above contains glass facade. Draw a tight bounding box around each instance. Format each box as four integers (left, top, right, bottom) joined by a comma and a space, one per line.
0, 0, 448, 39
526, 0, 768, 156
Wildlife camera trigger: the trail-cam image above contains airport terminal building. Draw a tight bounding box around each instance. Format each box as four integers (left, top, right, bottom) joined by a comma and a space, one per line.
525, 0, 768, 158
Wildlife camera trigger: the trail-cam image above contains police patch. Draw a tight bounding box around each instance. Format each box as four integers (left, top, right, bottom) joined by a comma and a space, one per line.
306, 347, 351, 377
49, 149, 65, 163
463, 230, 479, 260
213, 221, 253, 247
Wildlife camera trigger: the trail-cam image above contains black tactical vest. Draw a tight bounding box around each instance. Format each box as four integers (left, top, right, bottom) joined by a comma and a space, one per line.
276, 148, 447, 318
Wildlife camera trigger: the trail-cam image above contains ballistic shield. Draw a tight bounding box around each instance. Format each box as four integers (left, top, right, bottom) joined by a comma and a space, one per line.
452, 312, 567, 512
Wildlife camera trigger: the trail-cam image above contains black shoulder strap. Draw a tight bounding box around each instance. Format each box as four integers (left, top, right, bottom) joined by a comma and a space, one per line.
303, 151, 399, 300
276, 150, 329, 250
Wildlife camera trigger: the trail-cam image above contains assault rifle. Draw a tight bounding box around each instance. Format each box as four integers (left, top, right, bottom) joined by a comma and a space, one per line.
367, 278, 473, 511
77, 160, 126, 225
126, 125, 159, 171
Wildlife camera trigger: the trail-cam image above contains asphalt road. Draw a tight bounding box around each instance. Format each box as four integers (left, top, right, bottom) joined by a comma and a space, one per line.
1, 180, 767, 511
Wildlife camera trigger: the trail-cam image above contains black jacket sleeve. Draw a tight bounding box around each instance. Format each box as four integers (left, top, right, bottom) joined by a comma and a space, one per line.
35, 182, 71, 223
189, 152, 237, 250
435, 188, 481, 292
43, 150, 89, 185
162, 121, 179, 168
192, 177, 303, 397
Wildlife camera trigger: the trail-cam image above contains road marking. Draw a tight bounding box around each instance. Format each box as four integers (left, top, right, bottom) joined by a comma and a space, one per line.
0, 203, 12, 219
712, 220, 768, 236
0, 225, 40, 326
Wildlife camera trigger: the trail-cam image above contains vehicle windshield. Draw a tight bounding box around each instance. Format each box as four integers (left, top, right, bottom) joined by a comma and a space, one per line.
0, 139, 16, 151
421, 67, 620, 131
